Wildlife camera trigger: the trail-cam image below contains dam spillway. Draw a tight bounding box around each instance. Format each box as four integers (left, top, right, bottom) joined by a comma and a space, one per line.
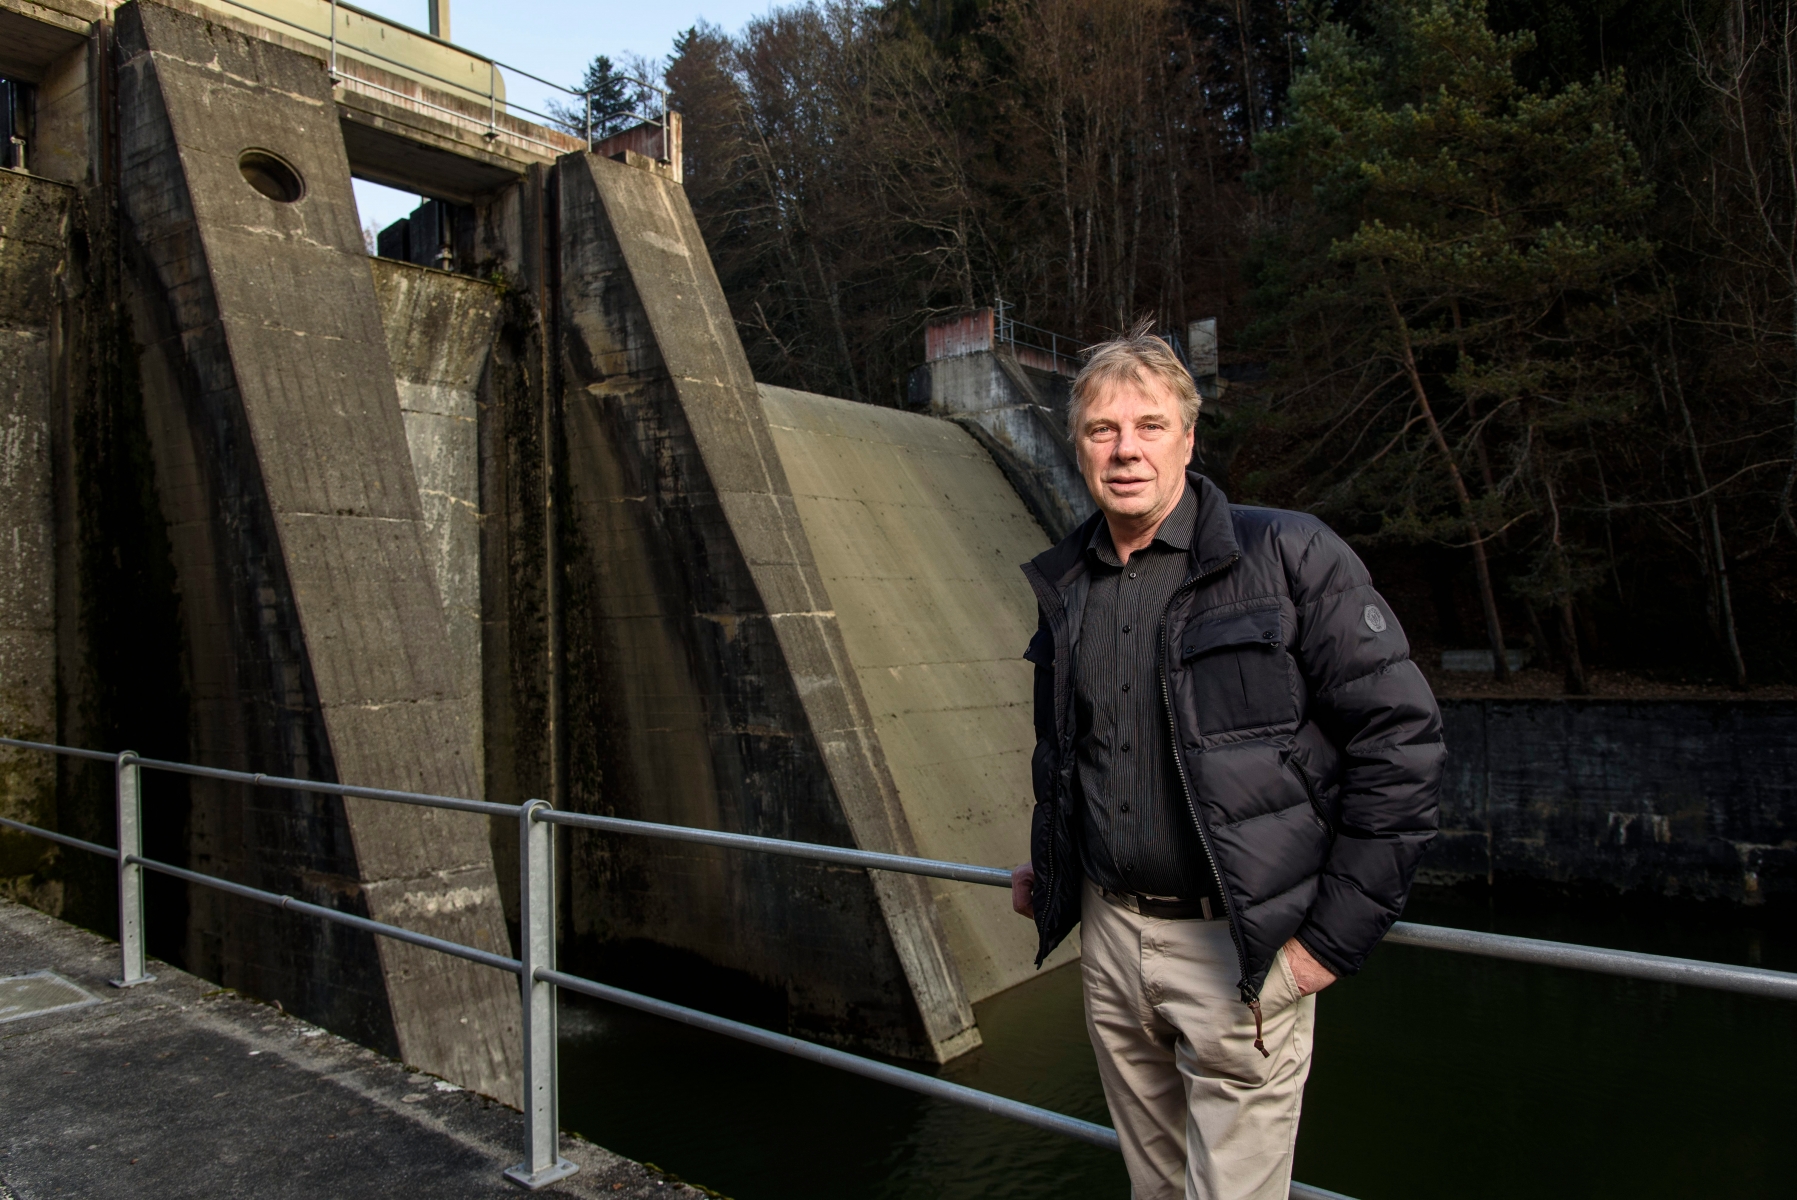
757, 386, 1076, 1002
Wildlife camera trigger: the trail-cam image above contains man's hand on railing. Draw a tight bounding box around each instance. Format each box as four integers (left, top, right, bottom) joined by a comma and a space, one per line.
1011, 862, 1035, 919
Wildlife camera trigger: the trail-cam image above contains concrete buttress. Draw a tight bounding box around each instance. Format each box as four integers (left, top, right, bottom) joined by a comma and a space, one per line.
0, 173, 67, 897
553, 151, 979, 1061
113, 1, 522, 1101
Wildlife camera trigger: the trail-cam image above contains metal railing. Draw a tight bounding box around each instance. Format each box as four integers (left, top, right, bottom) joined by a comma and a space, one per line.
199, 0, 670, 160
2, 735, 1794, 1196
994, 295, 1087, 376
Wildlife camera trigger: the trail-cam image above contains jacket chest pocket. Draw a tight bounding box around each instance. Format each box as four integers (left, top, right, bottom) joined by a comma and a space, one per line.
1179, 608, 1295, 733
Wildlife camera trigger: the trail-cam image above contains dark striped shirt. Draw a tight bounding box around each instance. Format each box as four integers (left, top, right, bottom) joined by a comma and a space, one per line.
1073, 484, 1212, 899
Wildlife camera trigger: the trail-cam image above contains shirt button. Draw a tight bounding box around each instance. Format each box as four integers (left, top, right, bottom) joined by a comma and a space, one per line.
1120, 803, 1131, 813
1120, 742, 1131, 752
1121, 683, 1131, 693
1122, 624, 1131, 634
1128, 571, 1137, 579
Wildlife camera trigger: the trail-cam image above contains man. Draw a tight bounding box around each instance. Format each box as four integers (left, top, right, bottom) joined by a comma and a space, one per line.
1011, 324, 1443, 1200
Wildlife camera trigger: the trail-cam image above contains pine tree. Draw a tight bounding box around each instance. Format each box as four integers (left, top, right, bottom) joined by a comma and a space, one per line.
1246, 0, 1655, 688
548, 54, 635, 140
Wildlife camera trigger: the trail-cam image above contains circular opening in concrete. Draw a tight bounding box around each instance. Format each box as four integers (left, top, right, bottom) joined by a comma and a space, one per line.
238, 149, 304, 203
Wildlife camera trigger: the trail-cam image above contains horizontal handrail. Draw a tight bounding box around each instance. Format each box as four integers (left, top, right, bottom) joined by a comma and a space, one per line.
202, 0, 668, 158
555, 809, 1797, 1001
0, 802, 1122, 1166
127, 753, 522, 818
208, 0, 563, 138
0, 796, 1353, 1196
1001, 315, 1081, 348
6, 734, 1795, 1001
0, 737, 520, 818
337, 0, 549, 86
130, 854, 525, 975
538, 809, 1012, 887
9, 731, 1795, 1200
992, 295, 1085, 374
0, 814, 117, 859
216, 0, 542, 102
1384, 921, 1797, 1002
538, 966, 1120, 1150
0, 735, 116, 763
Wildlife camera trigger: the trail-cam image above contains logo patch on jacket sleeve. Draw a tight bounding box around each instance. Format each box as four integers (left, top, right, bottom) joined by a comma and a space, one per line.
1363, 604, 1387, 633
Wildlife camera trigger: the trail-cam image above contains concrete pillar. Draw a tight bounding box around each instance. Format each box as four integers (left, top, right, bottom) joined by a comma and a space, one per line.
0, 172, 68, 907
554, 150, 979, 1062
114, 0, 520, 1101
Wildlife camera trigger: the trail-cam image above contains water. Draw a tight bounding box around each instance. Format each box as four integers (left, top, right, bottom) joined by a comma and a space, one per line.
558, 886, 1797, 1199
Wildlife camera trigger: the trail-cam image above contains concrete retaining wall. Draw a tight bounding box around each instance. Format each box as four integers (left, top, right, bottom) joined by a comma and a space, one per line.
1427, 699, 1797, 902
0, 172, 66, 899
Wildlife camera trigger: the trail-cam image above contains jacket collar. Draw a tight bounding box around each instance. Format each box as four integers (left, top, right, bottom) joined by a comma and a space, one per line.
1026, 471, 1239, 598
1187, 471, 1241, 577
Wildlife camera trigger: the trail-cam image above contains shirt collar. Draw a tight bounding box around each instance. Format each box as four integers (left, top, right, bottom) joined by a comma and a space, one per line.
1154, 483, 1198, 551
1085, 481, 1197, 567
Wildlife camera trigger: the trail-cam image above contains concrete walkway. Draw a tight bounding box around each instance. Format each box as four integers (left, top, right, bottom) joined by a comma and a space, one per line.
0, 899, 713, 1199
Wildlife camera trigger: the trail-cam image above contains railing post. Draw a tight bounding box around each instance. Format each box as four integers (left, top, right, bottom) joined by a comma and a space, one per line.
584, 92, 591, 147
487, 60, 498, 140
328, 0, 338, 81
505, 800, 576, 1189
111, 751, 154, 988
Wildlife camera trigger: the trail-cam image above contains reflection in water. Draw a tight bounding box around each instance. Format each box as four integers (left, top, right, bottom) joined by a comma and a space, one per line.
558, 886, 1796, 1200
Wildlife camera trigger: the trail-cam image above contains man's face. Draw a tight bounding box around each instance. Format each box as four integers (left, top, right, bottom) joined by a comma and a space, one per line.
1074, 375, 1195, 525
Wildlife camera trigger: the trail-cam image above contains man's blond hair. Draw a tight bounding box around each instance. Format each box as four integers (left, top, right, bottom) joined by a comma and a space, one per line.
1068, 317, 1202, 437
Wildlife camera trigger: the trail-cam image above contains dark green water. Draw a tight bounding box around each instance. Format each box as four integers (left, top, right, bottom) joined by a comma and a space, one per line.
558, 887, 1797, 1199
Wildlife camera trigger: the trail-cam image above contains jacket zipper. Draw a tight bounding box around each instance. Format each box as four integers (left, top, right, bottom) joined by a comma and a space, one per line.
1157, 554, 1247, 996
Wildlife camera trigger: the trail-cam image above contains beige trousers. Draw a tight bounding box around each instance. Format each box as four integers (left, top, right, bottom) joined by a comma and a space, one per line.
1080, 879, 1315, 1200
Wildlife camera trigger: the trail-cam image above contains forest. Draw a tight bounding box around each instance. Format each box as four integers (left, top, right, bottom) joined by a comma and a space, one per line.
610, 0, 1797, 690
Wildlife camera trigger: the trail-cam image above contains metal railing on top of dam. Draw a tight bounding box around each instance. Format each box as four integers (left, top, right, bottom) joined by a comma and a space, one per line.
195, 0, 670, 159
993, 295, 1088, 376
2, 736, 1794, 1197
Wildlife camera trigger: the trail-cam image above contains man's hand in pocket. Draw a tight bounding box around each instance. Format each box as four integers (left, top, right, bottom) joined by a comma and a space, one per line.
1282, 938, 1337, 996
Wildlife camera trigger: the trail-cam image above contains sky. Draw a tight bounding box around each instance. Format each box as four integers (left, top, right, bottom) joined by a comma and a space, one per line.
349, 0, 781, 234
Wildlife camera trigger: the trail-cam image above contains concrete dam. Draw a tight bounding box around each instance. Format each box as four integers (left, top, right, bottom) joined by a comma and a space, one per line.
1, 0, 1788, 1116
0, 0, 1077, 1098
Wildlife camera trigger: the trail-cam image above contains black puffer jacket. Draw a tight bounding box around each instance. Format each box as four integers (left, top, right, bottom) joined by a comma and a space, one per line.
1022, 472, 1443, 1003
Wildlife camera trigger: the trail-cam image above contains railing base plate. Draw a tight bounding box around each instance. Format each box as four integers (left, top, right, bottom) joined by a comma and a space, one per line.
504, 1157, 578, 1190
109, 974, 156, 989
